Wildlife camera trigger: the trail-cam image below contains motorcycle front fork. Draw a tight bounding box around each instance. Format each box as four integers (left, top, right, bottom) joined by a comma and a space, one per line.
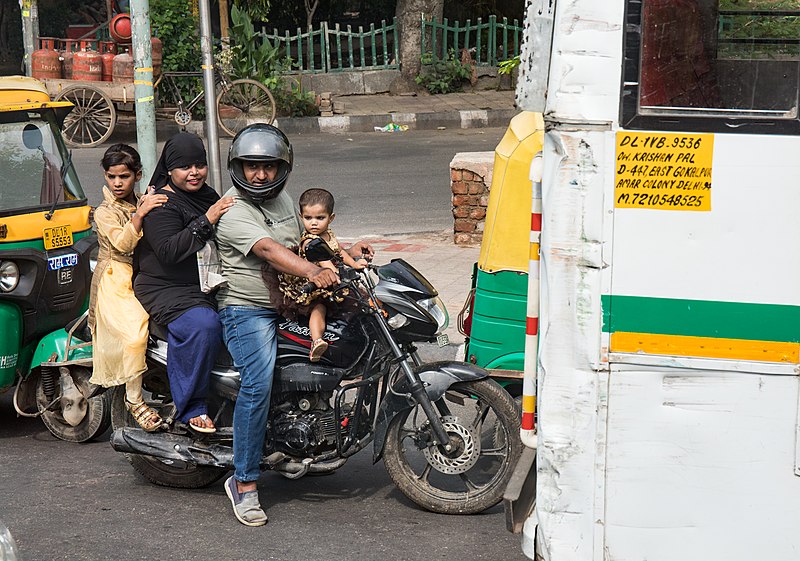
373, 312, 454, 453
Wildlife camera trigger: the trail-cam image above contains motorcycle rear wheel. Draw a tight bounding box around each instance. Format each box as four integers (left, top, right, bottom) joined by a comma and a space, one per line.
110, 386, 227, 488
383, 378, 521, 514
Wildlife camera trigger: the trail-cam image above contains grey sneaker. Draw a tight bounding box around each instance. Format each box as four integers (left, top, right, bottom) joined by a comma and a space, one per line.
224, 476, 268, 527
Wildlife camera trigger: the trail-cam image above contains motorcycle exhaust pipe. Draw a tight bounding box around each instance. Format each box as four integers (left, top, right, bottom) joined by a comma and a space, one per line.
110, 427, 234, 468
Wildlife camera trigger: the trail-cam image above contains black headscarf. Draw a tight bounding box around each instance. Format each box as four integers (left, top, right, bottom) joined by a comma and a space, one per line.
149, 132, 209, 190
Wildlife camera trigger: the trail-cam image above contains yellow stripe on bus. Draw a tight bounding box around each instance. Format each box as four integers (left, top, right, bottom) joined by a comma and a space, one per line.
611, 332, 800, 363
0, 206, 91, 242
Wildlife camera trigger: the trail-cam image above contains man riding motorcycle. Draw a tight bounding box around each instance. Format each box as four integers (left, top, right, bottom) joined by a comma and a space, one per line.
215, 124, 373, 526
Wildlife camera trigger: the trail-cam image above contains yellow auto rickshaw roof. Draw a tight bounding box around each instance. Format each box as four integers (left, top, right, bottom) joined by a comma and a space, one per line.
0, 75, 71, 110
478, 111, 545, 273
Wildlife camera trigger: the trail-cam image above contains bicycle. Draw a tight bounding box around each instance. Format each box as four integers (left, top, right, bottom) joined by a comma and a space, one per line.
154, 67, 276, 137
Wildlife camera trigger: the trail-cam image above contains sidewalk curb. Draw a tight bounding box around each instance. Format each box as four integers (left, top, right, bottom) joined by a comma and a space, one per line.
110, 108, 517, 141
275, 108, 519, 134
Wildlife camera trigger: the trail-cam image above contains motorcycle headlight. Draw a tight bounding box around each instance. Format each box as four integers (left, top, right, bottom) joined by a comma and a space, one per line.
417, 296, 448, 333
0, 261, 19, 292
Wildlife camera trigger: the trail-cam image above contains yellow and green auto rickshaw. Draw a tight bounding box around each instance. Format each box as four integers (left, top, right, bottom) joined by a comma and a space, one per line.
0, 76, 109, 442
459, 111, 544, 393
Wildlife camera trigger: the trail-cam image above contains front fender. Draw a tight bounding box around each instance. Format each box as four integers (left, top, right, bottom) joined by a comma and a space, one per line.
372, 361, 488, 463
28, 329, 92, 374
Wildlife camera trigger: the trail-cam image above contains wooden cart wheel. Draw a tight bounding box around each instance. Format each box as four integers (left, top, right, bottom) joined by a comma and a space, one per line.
216, 78, 276, 137
55, 85, 117, 148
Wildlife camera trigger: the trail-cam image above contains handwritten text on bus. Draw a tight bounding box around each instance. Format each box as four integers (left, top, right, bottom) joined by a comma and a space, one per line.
614, 132, 714, 211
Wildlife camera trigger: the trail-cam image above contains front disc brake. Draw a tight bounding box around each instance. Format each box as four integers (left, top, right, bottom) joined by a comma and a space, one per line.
421, 415, 481, 474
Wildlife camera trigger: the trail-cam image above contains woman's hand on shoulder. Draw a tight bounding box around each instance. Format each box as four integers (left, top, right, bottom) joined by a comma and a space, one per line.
206, 196, 236, 225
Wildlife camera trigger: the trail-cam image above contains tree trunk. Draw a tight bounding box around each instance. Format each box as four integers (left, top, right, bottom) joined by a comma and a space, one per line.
392, 0, 444, 93
304, 0, 319, 31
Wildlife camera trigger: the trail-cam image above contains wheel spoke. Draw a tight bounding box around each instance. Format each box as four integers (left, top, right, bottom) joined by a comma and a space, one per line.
459, 472, 480, 491
416, 463, 433, 483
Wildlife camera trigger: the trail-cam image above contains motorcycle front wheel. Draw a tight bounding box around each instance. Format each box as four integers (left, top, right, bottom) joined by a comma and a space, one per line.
383, 378, 522, 514
110, 386, 227, 488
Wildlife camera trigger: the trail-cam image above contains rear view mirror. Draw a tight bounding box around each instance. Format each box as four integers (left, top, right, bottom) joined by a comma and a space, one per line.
304, 237, 336, 262
22, 124, 43, 151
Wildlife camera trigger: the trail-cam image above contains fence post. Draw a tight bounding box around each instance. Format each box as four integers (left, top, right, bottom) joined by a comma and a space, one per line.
358, 25, 365, 68
393, 17, 400, 67
489, 14, 496, 65
476, 17, 482, 64
464, 19, 471, 58
431, 16, 438, 61
442, 17, 449, 56
323, 22, 331, 73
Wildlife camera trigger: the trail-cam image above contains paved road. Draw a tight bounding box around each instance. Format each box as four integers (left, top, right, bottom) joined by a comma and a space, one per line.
0, 128, 528, 561
75, 127, 505, 238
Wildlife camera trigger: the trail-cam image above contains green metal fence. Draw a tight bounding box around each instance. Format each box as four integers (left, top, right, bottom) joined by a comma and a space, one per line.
421, 15, 522, 66
262, 19, 400, 73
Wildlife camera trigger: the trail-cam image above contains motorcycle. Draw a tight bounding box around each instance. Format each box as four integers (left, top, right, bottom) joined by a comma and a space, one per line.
110, 239, 522, 514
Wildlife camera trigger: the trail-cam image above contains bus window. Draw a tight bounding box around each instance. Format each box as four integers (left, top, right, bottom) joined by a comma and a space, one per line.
622, 0, 800, 132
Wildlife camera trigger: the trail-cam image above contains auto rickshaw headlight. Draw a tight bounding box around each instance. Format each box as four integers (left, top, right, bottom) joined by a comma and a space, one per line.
0, 261, 20, 292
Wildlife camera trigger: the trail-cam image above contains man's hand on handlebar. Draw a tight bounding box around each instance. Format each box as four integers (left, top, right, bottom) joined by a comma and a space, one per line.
308, 266, 339, 289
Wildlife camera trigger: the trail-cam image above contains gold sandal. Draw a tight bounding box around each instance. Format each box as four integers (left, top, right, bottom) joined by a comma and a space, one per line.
309, 338, 328, 362
126, 399, 164, 432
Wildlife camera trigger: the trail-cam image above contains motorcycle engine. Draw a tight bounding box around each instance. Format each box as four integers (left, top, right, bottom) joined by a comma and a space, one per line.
271, 400, 343, 457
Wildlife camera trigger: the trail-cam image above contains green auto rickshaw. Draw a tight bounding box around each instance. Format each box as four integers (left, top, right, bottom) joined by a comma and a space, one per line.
0, 76, 109, 442
458, 111, 544, 394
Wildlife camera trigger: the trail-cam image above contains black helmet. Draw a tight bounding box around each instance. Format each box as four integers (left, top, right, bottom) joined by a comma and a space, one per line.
228, 123, 293, 202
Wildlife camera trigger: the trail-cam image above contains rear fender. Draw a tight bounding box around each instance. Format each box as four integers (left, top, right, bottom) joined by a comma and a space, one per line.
372, 361, 488, 462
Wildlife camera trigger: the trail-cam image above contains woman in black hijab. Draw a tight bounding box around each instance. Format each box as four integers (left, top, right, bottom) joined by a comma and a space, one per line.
134, 132, 235, 433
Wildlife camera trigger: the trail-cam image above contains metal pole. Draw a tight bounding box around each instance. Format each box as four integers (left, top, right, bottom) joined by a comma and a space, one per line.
20, 0, 38, 76
198, 0, 222, 194
130, 0, 158, 189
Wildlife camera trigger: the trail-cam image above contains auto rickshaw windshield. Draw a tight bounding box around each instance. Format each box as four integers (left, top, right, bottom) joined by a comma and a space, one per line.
0, 110, 85, 215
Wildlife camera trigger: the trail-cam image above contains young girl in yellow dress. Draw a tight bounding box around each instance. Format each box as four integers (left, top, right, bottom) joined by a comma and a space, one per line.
276, 188, 367, 362
88, 144, 168, 431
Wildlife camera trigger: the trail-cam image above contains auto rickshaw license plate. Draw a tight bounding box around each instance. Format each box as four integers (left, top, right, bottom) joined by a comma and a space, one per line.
43, 225, 73, 250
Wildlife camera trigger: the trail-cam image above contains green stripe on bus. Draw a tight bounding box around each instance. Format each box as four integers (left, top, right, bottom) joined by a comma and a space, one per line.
602, 295, 800, 343
0, 228, 92, 251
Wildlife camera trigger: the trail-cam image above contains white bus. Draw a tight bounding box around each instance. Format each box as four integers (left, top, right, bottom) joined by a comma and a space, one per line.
505, 1, 800, 560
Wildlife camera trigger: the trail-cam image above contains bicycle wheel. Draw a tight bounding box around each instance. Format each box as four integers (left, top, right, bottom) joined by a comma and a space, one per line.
216, 78, 276, 137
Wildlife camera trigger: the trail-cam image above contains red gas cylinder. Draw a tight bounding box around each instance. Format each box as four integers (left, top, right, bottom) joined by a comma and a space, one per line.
32, 37, 61, 80
73, 41, 103, 81
60, 39, 77, 79
112, 50, 134, 82
100, 42, 116, 82
151, 36, 162, 77
109, 13, 132, 43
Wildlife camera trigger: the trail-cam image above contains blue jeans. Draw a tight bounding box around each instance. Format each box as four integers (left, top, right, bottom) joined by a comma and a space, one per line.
219, 305, 279, 483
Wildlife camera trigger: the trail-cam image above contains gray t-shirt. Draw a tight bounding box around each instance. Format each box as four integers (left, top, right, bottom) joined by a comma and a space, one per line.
215, 188, 302, 309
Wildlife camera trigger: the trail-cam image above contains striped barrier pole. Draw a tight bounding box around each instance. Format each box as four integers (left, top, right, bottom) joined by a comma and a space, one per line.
521, 154, 542, 449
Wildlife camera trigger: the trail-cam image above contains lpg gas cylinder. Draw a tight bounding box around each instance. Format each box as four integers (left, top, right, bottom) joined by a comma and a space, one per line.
151, 36, 163, 77
73, 41, 102, 81
32, 38, 61, 80
60, 39, 77, 79
112, 50, 134, 82
109, 13, 132, 43
100, 42, 116, 81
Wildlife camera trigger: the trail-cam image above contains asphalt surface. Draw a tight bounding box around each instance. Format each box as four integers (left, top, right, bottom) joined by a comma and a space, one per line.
77, 127, 505, 238
1, 128, 527, 561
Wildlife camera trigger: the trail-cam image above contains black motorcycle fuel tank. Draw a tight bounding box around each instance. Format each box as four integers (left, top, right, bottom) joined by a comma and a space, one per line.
276, 316, 368, 370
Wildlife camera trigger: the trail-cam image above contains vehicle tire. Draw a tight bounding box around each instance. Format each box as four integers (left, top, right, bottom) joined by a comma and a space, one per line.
55, 85, 117, 147
36, 366, 112, 443
383, 378, 522, 515
110, 386, 227, 488
216, 78, 276, 137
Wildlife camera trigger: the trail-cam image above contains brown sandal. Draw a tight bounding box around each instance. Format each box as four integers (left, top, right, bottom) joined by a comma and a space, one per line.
309, 338, 328, 362
126, 399, 164, 432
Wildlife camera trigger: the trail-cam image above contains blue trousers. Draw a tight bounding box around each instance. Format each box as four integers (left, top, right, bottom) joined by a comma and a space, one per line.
218, 305, 278, 483
166, 306, 222, 423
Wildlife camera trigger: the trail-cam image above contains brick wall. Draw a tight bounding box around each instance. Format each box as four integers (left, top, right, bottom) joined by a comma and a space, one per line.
450, 152, 494, 245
